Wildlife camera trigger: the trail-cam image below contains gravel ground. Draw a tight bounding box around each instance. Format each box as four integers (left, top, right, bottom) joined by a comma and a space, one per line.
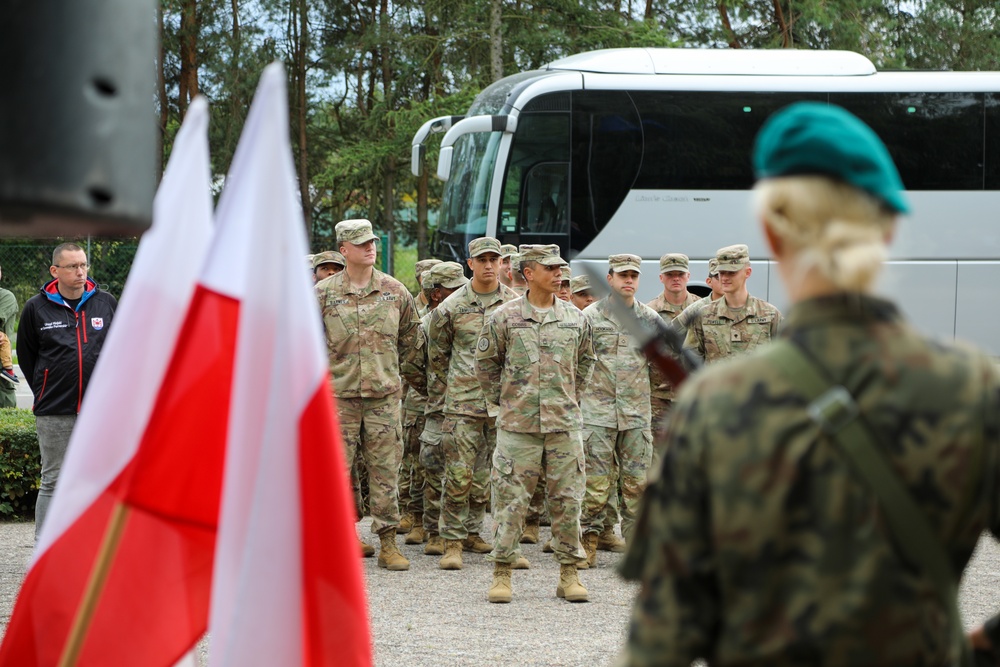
2, 518, 1000, 666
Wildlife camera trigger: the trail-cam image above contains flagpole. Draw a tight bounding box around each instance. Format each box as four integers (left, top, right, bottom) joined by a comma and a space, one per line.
57, 502, 130, 667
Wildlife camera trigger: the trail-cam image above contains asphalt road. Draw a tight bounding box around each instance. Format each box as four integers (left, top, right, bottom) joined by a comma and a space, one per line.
1, 518, 1000, 666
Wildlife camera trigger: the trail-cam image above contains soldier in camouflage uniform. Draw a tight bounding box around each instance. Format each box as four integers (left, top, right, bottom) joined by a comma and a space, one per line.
477, 244, 595, 603
683, 244, 781, 363
316, 219, 421, 571
508, 253, 528, 296
499, 244, 518, 288
645, 253, 701, 434
557, 265, 572, 302
397, 258, 443, 537
579, 254, 660, 566
429, 238, 520, 570
622, 102, 1000, 665
670, 258, 722, 334
569, 274, 597, 311
312, 250, 346, 283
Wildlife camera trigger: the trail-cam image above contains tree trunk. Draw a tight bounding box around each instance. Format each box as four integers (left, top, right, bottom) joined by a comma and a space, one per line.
178, 0, 200, 117
291, 0, 312, 230
490, 0, 503, 82
718, 2, 742, 48
417, 169, 429, 259
384, 156, 396, 274
157, 4, 168, 176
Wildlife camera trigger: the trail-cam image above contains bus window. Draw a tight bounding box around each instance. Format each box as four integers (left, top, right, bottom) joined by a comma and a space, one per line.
833, 92, 984, 190
987, 94, 1000, 190
521, 163, 569, 235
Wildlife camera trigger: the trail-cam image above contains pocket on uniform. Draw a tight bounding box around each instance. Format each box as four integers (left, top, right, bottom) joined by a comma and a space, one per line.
493, 448, 515, 476
380, 306, 400, 336
509, 331, 539, 368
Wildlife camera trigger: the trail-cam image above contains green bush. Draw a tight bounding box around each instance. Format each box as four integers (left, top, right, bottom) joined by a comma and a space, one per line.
0, 408, 40, 520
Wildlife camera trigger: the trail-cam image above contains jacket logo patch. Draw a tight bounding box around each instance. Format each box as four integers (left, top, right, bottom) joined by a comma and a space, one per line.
477, 337, 491, 351
41, 321, 69, 330
91, 317, 104, 330
378, 295, 398, 302
329, 298, 349, 306
557, 322, 580, 328
509, 322, 531, 328
456, 307, 479, 314
747, 317, 772, 324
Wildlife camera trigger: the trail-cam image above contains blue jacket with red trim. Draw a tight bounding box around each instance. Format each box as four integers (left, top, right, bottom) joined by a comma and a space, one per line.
16, 278, 117, 416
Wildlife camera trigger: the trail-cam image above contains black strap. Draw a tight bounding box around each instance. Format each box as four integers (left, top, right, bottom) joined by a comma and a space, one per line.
770, 339, 970, 666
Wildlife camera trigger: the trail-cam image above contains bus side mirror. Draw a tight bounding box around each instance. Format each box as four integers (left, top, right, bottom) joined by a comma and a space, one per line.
435, 115, 518, 182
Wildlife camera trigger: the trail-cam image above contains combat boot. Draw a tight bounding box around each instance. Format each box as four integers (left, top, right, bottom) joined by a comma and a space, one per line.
556, 563, 588, 602
398, 512, 414, 534
462, 535, 492, 553
404, 513, 425, 545
377, 531, 410, 571
488, 562, 513, 603
512, 555, 530, 570
424, 533, 445, 556
597, 527, 626, 552
439, 540, 464, 570
583, 532, 599, 568
542, 538, 554, 553
359, 537, 374, 558
520, 522, 539, 544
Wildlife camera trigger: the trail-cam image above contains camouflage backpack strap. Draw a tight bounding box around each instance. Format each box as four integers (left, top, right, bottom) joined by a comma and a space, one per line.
769, 339, 971, 667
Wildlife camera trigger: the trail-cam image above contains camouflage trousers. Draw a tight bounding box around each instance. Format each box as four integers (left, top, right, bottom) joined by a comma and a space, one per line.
419, 415, 445, 534
488, 429, 586, 566
580, 425, 652, 540
400, 409, 426, 515
336, 394, 402, 535
438, 415, 493, 541
526, 467, 547, 525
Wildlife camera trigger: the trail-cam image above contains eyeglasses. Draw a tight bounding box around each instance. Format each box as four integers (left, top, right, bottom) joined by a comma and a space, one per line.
55, 263, 89, 272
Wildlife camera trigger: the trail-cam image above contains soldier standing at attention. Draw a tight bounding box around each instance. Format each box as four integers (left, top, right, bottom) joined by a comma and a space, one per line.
645, 253, 700, 432
508, 254, 528, 296
499, 244, 518, 288
670, 257, 723, 334
316, 218, 421, 571
622, 102, 1000, 665
412, 258, 442, 317
569, 275, 596, 310
430, 238, 520, 570
578, 255, 660, 566
683, 244, 781, 362
557, 265, 572, 302
476, 244, 595, 604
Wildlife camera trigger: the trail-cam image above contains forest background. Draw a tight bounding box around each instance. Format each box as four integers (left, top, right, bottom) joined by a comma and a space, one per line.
2, 0, 999, 300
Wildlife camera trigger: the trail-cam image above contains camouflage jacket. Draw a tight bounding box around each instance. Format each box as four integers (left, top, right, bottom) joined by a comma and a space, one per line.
621, 294, 1000, 667
683, 293, 781, 363
580, 298, 660, 430
476, 293, 595, 434
316, 268, 420, 399
427, 282, 520, 419
646, 291, 700, 401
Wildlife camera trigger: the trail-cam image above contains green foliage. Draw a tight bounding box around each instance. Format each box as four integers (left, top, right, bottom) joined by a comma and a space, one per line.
394, 245, 420, 295
0, 409, 40, 520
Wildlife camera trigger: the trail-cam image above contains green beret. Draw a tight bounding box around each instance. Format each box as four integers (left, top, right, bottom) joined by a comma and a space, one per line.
753, 102, 910, 214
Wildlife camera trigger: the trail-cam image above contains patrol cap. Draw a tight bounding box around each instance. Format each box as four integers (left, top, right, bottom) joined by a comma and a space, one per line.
708, 257, 719, 277
468, 237, 503, 257
336, 218, 379, 245
312, 250, 346, 269
608, 253, 642, 274
414, 258, 442, 283
510, 254, 521, 272
570, 275, 591, 294
753, 102, 910, 214
500, 244, 518, 258
659, 253, 689, 274
518, 244, 567, 267
715, 244, 750, 272
560, 265, 571, 281
427, 261, 468, 289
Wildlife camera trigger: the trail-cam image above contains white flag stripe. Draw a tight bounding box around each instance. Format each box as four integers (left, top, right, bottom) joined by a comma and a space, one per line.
207, 63, 327, 665
35, 98, 215, 559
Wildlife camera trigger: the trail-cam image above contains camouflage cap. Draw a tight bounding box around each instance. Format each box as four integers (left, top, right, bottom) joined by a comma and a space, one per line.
500, 244, 518, 258
518, 244, 567, 267
659, 253, 689, 274
715, 244, 750, 271
335, 218, 379, 245
609, 253, 642, 274
708, 257, 720, 277
427, 261, 468, 289
560, 265, 572, 281
468, 237, 503, 258
414, 258, 442, 283
570, 274, 591, 294
510, 254, 521, 272
312, 250, 346, 269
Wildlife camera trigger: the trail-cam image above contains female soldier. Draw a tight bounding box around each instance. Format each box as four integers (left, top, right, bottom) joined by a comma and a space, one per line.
619, 102, 1000, 666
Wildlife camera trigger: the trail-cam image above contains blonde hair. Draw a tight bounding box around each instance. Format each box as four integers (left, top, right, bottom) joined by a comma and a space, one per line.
754, 176, 897, 292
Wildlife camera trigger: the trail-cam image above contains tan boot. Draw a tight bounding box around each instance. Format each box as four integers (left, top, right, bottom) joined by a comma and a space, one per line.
583, 532, 598, 568
377, 531, 410, 571
556, 563, 588, 602
404, 518, 425, 545
424, 533, 444, 556
520, 522, 539, 544
542, 538, 554, 553
512, 555, 530, 570
597, 527, 626, 552
359, 537, 375, 558
439, 540, 464, 570
398, 512, 414, 534
488, 562, 513, 603
462, 535, 492, 554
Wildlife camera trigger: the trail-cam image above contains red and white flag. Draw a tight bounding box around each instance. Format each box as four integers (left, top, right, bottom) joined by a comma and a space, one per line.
0, 64, 370, 667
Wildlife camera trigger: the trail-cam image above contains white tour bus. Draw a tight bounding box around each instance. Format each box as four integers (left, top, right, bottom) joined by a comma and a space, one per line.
411, 48, 1000, 353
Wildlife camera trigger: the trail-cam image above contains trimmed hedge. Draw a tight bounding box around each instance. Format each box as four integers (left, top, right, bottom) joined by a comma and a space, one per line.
0, 408, 40, 520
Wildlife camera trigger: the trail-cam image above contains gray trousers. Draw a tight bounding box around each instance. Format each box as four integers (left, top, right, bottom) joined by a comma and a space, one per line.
34, 414, 77, 540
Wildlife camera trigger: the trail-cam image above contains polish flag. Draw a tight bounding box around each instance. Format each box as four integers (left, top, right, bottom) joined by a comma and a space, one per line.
0, 64, 370, 667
